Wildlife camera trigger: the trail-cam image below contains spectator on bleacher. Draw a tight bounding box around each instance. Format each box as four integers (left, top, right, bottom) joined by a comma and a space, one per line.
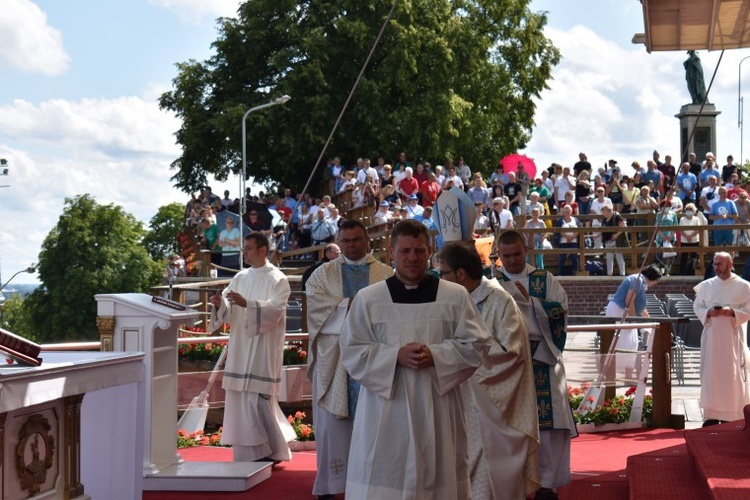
699, 175, 719, 223
726, 173, 743, 199
655, 199, 678, 249
600, 205, 627, 276
201, 186, 219, 205
699, 158, 721, 188
490, 181, 505, 203
573, 152, 591, 176
380, 164, 396, 189
397, 167, 420, 202
393, 151, 411, 173
524, 191, 546, 217
246, 209, 271, 235
516, 163, 532, 212
165, 253, 187, 282
357, 158, 379, 185
405, 194, 424, 219
397, 206, 409, 220
298, 203, 313, 249
541, 170, 555, 207
489, 164, 508, 187
474, 202, 489, 231
273, 197, 292, 222
554, 165, 575, 213
311, 209, 337, 246
376, 156, 387, 177
221, 190, 234, 209
676, 162, 698, 205
504, 171, 523, 216
456, 156, 471, 191
443, 166, 463, 190
554, 205, 581, 275
338, 170, 356, 194
201, 217, 222, 268
643, 161, 664, 198
710, 186, 739, 247
722, 155, 739, 184
659, 155, 677, 195
218, 218, 242, 274
373, 200, 394, 225
329, 206, 343, 232
413, 161, 428, 187
489, 196, 514, 232
606, 168, 626, 212
634, 186, 658, 237
380, 183, 401, 208
735, 191, 750, 246
524, 207, 547, 269
678, 203, 701, 274
621, 177, 638, 215
467, 175, 491, 206
559, 190, 579, 216
419, 172, 441, 207
331, 157, 344, 192
530, 176, 552, 216
419, 206, 437, 232
575, 169, 593, 215
434, 165, 446, 187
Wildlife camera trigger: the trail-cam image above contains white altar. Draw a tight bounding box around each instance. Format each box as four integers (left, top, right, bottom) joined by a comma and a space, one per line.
0, 351, 145, 500
96, 293, 271, 492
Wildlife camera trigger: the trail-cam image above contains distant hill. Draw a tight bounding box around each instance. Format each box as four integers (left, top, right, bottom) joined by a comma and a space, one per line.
1, 284, 39, 299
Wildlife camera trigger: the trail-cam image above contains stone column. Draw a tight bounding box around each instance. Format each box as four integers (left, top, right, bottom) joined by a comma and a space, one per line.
675, 104, 721, 163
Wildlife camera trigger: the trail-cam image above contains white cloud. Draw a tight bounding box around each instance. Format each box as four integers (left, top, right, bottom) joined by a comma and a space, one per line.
523, 24, 745, 176
0, 0, 69, 75
149, 0, 240, 24
0, 96, 180, 158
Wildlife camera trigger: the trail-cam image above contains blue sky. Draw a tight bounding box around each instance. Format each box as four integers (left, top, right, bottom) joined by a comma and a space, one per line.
1, 0, 749, 284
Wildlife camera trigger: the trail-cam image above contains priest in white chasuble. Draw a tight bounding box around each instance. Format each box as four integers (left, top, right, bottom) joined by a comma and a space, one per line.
340, 219, 491, 499
305, 219, 393, 498
437, 242, 540, 500
495, 230, 577, 500
694, 251, 750, 425
210, 232, 295, 462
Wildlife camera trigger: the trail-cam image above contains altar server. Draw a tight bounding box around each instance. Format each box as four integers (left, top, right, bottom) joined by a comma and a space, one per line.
210, 232, 295, 462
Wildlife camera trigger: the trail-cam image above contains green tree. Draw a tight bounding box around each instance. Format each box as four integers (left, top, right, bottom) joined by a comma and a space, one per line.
1, 295, 35, 341
143, 202, 187, 261
159, 0, 559, 194
23, 194, 163, 342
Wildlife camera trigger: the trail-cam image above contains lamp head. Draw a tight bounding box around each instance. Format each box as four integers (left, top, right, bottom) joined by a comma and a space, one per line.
275, 95, 291, 105
26, 263, 36, 274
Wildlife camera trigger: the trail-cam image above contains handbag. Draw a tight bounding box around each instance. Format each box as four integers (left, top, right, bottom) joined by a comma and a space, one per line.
661, 241, 677, 258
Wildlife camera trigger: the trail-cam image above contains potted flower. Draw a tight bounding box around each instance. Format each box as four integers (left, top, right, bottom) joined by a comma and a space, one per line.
569, 385, 653, 433
287, 411, 315, 451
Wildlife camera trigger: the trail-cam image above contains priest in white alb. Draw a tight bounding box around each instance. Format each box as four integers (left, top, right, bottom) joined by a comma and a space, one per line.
340, 220, 491, 499
210, 232, 296, 462
305, 220, 393, 499
437, 242, 540, 499
694, 251, 750, 425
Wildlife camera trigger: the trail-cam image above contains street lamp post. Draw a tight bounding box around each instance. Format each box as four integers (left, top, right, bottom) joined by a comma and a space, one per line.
0, 264, 36, 324
0, 159, 9, 188
738, 56, 750, 166
239, 95, 291, 252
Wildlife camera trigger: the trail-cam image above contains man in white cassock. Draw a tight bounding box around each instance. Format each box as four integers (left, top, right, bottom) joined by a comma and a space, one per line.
495, 230, 577, 500
340, 219, 490, 499
305, 220, 393, 499
694, 251, 750, 426
210, 232, 296, 462
437, 242, 540, 500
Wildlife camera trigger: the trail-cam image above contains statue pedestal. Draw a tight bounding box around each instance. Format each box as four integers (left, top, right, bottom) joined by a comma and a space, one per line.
675, 104, 721, 163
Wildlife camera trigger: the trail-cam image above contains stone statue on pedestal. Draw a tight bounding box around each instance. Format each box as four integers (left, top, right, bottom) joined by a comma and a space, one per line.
684, 50, 709, 105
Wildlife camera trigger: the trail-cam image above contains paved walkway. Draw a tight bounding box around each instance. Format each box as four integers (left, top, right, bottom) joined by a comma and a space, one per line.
564, 329, 704, 430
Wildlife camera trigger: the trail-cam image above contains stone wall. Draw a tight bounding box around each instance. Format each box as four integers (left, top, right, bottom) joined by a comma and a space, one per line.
560, 276, 700, 317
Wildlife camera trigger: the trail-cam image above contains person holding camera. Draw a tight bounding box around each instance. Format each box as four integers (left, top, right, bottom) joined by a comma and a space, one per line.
694, 252, 750, 426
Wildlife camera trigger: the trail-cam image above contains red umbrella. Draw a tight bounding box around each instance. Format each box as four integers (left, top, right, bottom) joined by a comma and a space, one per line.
500, 154, 537, 178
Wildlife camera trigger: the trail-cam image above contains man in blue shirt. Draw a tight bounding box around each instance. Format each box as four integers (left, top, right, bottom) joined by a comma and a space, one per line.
642, 161, 664, 198
709, 186, 738, 246
675, 162, 698, 203
700, 159, 721, 188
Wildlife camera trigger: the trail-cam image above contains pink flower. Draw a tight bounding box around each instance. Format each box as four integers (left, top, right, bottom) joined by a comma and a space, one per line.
287, 415, 294, 424
295, 411, 306, 420
300, 425, 311, 438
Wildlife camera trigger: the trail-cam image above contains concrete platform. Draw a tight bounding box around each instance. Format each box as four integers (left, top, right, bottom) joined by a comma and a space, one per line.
143, 461, 272, 491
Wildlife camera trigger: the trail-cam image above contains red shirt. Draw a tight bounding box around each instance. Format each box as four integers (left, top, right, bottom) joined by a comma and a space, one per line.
419, 181, 441, 207
399, 177, 419, 198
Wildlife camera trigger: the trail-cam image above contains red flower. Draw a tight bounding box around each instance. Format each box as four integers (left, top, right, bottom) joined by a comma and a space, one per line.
625, 386, 637, 397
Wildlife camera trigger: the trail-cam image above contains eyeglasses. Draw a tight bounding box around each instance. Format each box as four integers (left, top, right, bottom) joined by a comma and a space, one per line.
438, 269, 455, 279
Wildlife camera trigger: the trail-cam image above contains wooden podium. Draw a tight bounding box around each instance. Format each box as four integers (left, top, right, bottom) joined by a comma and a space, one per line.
96, 293, 271, 492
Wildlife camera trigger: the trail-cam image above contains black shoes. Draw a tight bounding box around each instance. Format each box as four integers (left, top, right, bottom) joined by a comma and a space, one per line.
535, 487, 559, 499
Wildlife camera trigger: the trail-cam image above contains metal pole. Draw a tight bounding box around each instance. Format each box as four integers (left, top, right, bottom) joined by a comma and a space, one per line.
239, 95, 291, 261
738, 56, 750, 164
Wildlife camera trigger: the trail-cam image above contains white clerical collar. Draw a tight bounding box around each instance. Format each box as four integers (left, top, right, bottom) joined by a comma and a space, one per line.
341, 255, 369, 265
502, 263, 535, 281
